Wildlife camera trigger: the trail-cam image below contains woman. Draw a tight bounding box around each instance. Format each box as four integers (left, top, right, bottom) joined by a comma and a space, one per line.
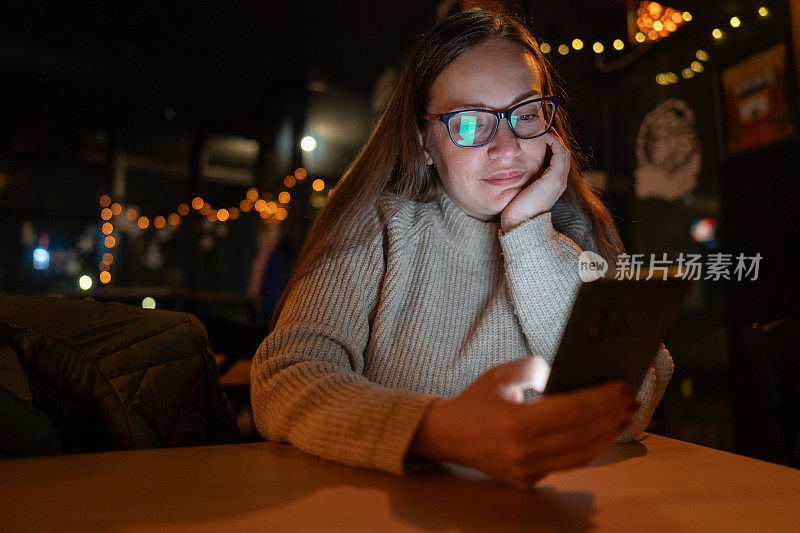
251, 8, 673, 490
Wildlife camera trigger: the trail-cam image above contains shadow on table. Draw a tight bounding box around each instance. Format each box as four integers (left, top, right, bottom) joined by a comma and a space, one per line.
8, 440, 654, 531
587, 437, 649, 468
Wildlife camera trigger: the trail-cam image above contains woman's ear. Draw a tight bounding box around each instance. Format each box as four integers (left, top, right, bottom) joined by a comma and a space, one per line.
418, 130, 434, 166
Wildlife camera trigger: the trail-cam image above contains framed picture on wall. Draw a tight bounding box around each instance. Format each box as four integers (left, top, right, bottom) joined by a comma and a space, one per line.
721, 43, 797, 154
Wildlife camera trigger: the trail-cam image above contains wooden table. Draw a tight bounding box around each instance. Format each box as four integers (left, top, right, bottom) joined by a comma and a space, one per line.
2, 433, 799, 532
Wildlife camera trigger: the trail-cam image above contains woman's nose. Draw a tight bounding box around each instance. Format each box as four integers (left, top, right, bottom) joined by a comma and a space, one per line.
487, 119, 521, 159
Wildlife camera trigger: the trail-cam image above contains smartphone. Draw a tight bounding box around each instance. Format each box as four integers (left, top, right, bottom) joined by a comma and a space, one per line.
543, 272, 690, 395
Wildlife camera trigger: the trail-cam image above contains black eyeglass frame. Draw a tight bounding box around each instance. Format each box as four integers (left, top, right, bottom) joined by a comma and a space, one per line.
422, 95, 560, 148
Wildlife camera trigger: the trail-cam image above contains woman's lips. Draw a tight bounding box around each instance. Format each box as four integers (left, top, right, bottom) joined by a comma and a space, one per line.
483, 170, 525, 187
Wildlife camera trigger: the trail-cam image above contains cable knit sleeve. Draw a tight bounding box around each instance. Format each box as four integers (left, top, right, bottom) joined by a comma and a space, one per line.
497, 205, 673, 442
250, 207, 439, 475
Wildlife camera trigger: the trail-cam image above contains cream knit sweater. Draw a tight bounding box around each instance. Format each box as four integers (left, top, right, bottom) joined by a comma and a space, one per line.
251, 190, 674, 475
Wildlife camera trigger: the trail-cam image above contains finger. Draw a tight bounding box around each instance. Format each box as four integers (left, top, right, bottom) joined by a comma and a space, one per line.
517, 381, 631, 433
520, 412, 627, 474
493, 356, 551, 400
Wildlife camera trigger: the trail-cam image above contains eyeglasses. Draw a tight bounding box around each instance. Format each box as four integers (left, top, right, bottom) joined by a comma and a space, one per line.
422, 96, 560, 148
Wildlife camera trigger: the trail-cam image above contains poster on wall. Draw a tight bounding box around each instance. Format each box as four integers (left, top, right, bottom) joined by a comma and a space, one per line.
721, 43, 796, 154
634, 98, 701, 201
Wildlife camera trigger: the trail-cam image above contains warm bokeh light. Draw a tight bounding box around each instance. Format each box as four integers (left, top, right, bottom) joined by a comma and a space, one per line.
199, 203, 212, 215
138, 216, 149, 229
101, 208, 113, 220
690, 61, 704, 73
100, 271, 111, 284
192, 196, 204, 210
571, 38, 583, 50
102, 253, 113, 265
557, 44, 569, 55
613, 39, 624, 50
274, 207, 287, 221
239, 199, 252, 212
79, 275, 93, 291
653, 20, 663, 31
105, 235, 116, 248
142, 297, 156, 309
168, 213, 181, 226
111, 203, 122, 216
217, 208, 229, 222
99, 194, 111, 207
229, 207, 240, 220
266, 201, 278, 214
278, 191, 290, 204
259, 210, 269, 219
539, 42, 551, 54
729, 16, 741, 28
102, 222, 113, 235
246, 188, 259, 202
126, 208, 138, 222
712, 28, 723, 39
154, 215, 166, 229
682, 68, 695, 79
178, 203, 190, 216
294, 168, 307, 180
592, 42, 604, 53
284, 175, 296, 188
635, 32, 646, 43
207, 210, 218, 222
682, 11, 692, 22
758, 6, 769, 17
312, 179, 325, 192
254, 199, 267, 212
696, 49, 709, 61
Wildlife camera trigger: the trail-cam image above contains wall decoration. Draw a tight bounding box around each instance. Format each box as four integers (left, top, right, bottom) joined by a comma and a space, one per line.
634, 98, 701, 201
721, 43, 796, 153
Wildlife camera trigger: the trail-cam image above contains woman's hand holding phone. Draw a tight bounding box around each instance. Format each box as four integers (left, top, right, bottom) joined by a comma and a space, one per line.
409, 356, 639, 491
500, 134, 570, 234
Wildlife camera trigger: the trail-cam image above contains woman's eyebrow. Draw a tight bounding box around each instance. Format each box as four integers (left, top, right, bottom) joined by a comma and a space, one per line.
454, 90, 542, 110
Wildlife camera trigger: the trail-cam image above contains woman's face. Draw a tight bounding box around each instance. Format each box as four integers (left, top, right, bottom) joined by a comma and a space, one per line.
422, 38, 549, 221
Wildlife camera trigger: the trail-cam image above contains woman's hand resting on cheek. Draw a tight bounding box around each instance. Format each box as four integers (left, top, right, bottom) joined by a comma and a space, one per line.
409, 357, 640, 491
500, 134, 571, 234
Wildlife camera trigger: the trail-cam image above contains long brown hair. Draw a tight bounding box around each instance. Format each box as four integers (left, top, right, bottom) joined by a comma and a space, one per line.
271, 8, 624, 329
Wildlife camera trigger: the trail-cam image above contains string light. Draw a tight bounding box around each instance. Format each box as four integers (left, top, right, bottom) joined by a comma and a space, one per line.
558, 44, 569, 55
99, 195, 111, 207
99, 271, 111, 284
192, 197, 204, 210
729, 16, 741, 28
696, 49, 709, 61
312, 179, 325, 192
712, 28, 723, 39
592, 42, 604, 53
154, 215, 166, 228
101, 208, 112, 220
105, 236, 116, 248
284, 175, 296, 187
278, 191, 290, 204
217, 208, 229, 222
539, 42, 551, 54
758, 6, 769, 17
613, 39, 624, 50
571, 38, 584, 50
102, 222, 113, 235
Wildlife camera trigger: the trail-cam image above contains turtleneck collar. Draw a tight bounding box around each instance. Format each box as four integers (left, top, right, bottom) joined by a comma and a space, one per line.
424, 189, 501, 261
